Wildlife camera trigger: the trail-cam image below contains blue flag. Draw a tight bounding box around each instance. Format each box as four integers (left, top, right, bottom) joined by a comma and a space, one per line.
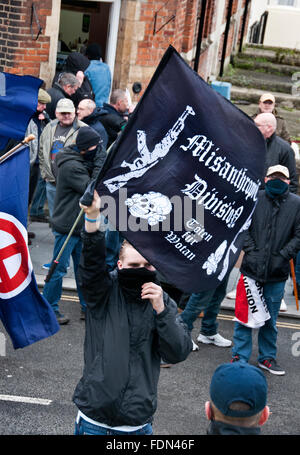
0, 146, 59, 349
0, 72, 42, 149
96, 46, 266, 293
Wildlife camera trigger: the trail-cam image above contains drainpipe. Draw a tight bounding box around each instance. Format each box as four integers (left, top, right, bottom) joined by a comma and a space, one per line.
219, 0, 234, 77
239, 0, 251, 53
193, 0, 207, 73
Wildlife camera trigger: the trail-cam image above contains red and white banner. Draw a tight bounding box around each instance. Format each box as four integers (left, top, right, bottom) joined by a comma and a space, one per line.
0, 212, 32, 299
234, 274, 270, 328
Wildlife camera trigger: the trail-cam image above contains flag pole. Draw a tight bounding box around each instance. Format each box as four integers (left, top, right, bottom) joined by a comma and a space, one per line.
290, 259, 299, 311
0, 134, 36, 164
44, 208, 84, 283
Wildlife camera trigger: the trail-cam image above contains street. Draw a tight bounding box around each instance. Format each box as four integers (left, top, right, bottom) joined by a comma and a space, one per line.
0, 291, 299, 436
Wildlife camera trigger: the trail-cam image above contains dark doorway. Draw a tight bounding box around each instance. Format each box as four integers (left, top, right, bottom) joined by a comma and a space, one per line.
57, 0, 111, 70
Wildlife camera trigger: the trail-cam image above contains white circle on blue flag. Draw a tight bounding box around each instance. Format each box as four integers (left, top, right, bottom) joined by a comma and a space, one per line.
0, 212, 32, 299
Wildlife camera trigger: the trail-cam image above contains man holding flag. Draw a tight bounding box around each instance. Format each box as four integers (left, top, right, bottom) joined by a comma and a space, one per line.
0, 72, 59, 349
73, 190, 192, 435
72, 45, 268, 434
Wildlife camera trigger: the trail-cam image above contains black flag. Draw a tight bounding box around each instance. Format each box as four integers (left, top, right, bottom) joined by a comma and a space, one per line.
96, 46, 266, 293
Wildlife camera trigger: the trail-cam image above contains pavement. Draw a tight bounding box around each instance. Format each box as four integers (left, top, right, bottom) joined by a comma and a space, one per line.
28, 218, 300, 320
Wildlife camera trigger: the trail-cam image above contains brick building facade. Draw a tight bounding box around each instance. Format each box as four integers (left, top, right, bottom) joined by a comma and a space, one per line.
0, 0, 251, 99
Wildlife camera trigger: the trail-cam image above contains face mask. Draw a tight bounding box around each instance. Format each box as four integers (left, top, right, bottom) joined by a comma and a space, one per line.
265, 178, 288, 197
82, 148, 97, 161
117, 267, 157, 291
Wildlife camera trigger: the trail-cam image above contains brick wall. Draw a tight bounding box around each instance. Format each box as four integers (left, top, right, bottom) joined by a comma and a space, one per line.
0, 0, 251, 99
114, 0, 200, 98
0, 0, 51, 80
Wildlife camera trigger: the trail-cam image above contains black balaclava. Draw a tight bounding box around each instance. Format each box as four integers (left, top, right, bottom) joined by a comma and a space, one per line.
118, 268, 158, 300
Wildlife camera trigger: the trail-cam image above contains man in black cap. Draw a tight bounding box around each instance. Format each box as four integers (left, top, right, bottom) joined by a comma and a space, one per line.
84, 43, 111, 108
43, 126, 106, 324
206, 362, 269, 435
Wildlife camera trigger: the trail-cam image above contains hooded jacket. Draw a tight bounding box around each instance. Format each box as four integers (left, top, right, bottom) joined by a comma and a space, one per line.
51, 147, 90, 235
62, 52, 94, 107
241, 188, 300, 283
51, 144, 106, 235
73, 230, 192, 426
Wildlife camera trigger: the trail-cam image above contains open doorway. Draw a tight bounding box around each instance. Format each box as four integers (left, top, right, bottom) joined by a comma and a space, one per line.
56, 0, 119, 77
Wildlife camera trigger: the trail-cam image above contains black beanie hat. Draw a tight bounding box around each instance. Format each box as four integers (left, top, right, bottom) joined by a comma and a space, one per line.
76, 126, 101, 151
86, 43, 102, 60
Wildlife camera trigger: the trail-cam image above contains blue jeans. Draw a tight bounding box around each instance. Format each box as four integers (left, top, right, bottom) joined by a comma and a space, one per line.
30, 174, 47, 217
46, 181, 56, 218
74, 417, 153, 435
43, 231, 86, 312
179, 277, 229, 336
232, 281, 285, 362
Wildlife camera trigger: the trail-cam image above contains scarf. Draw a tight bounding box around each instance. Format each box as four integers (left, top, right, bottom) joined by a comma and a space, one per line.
265, 179, 288, 198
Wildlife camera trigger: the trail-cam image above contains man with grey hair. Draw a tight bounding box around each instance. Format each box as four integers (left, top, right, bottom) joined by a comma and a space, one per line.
254, 113, 298, 193
46, 72, 80, 120
77, 98, 108, 150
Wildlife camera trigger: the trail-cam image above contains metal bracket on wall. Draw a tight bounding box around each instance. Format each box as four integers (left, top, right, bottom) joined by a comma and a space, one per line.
30, 2, 43, 41
153, 0, 176, 35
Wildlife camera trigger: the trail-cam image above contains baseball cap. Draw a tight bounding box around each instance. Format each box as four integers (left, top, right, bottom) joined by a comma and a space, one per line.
260, 93, 275, 103
56, 98, 75, 113
210, 362, 268, 418
38, 88, 51, 104
266, 164, 289, 179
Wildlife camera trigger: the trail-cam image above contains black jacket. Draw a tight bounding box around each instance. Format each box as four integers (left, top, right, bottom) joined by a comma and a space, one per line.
241, 189, 300, 283
263, 133, 298, 193
207, 420, 261, 435
98, 103, 127, 147
81, 107, 108, 150
46, 83, 72, 120
73, 231, 192, 426
52, 145, 106, 235
53, 52, 95, 108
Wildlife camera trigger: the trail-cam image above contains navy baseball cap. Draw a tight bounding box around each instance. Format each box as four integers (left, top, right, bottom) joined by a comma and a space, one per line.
210, 362, 268, 418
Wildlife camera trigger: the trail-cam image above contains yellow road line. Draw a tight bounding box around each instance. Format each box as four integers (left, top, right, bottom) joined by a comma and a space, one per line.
61, 297, 300, 329
61, 294, 79, 302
